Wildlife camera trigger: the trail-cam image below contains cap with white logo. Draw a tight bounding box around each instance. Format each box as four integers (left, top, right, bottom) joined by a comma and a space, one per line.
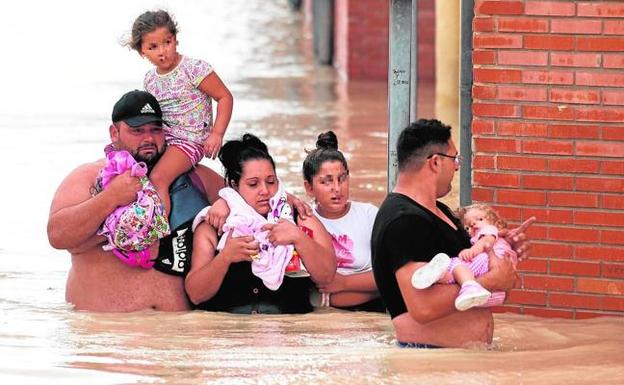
111, 90, 165, 127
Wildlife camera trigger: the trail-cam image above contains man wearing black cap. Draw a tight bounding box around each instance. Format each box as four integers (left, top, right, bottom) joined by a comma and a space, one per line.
47, 90, 224, 312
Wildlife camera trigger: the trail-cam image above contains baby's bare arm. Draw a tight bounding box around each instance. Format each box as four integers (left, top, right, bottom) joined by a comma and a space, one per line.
458, 234, 496, 261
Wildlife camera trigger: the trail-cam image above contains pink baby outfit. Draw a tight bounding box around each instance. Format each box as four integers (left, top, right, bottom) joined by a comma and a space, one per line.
193, 182, 296, 290
144, 56, 214, 165
447, 224, 515, 306
96, 150, 170, 268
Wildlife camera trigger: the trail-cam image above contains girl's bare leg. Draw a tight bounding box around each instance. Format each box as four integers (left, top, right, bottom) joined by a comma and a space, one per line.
150, 146, 193, 216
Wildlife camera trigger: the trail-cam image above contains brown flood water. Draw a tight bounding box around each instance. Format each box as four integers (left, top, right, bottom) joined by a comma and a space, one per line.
1, 1, 622, 384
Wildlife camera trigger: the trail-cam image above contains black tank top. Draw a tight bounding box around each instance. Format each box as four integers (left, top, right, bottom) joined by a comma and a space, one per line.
193, 261, 314, 314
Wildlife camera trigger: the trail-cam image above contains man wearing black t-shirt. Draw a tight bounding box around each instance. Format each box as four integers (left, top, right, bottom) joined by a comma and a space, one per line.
371, 119, 527, 348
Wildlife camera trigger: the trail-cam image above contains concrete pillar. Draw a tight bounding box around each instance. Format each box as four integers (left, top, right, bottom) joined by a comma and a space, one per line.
435, 1, 460, 207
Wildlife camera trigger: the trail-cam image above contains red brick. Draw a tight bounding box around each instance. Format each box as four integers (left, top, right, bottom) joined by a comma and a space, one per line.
523, 105, 576, 121
474, 171, 520, 188
603, 195, 624, 210
508, 289, 547, 305
602, 230, 624, 245
523, 275, 575, 291
503, 86, 548, 101
494, 305, 521, 314
576, 141, 624, 158
550, 124, 600, 139
473, 17, 495, 32
497, 189, 547, 205
530, 242, 574, 259
576, 245, 624, 260
474, 137, 521, 153
524, 35, 575, 51
472, 119, 495, 134
473, 50, 496, 65
473, 85, 497, 99
602, 262, 624, 278
476, 1, 524, 15
523, 307, 574, 319
523, 208, 573, 225
578, 37, 624, 52
575, 211, 624, 227
576, 310, 621, 319
474, 34, 523, 49
548, 192, 599, 208
474, 68, 523, 83
522, 139, 574, 155
604, 20, 624, 35
525, 1, 576, 16
522, 70, 574, 85
551, 19, 602, 34
602, 126, 624, 140
473, 103, 520, 118
498, 121, 548, 136
603, 54, 624, 69
601, 160, 624, 175
603, 297, 624, 312
521, 175, 574, 190
498, 17, 549, 33
551, 260, 601, 276
522, 223, 548, 239
548, 158, 600, 173
498, 155, 547, 171
498, 50, 548, 66
577, 3, 624, 18
551, 52, 601, 68
472, 187, 494, 201
549, 227, 601, 243
550, 89, 600, 105
576, 176, 624, 193
577, 72, 624, 87
579, 247, 624, 262
550, 293, 602, 310
496, 206, 524, 222
576, 107, 624, 122
578, 278, 624, 296
473, 155, 495, 169
517, 257, 549, 273
602, 90, 624, 106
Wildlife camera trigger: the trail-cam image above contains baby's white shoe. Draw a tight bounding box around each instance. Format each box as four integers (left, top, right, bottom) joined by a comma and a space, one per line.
411, 253, 451, 289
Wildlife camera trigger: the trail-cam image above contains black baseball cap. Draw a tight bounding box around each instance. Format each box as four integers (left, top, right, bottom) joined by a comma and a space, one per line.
111, 90, 164, 127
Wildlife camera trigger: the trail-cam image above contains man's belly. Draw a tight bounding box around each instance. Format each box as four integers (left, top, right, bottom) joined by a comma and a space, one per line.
66, 247, 190, 312
392, 310, 494, 347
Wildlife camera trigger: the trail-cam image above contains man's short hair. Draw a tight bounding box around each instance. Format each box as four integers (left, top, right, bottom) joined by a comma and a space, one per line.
397, 119, 452, 171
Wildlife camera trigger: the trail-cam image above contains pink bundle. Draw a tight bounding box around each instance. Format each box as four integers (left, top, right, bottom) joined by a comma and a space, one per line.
97, 150, 170, 268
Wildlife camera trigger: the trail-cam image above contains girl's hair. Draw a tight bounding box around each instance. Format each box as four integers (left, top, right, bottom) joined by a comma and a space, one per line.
457, 203, 508, 230
218, 133, 276, 187
302, 131, 349, 183
125, 9, 178, 52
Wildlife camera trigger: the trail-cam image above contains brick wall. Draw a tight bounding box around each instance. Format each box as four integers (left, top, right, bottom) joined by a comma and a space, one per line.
332, 0, 435, 81
472, 0, 624, 318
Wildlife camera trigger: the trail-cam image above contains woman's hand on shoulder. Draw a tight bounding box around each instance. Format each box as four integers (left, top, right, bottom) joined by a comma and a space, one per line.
261, 220, 301, 246
220, 231, 258, 263
286, 193, 313, 219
